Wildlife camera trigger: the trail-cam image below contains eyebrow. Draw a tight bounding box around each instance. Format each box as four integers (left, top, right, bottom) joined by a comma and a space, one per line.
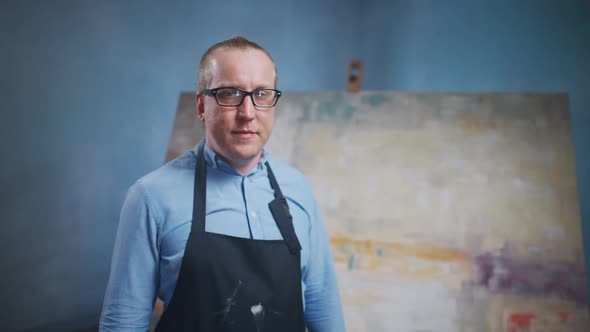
215, 84, 275, 90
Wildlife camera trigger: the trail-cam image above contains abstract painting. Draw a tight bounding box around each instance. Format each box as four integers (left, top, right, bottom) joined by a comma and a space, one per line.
165, 92, 588, 331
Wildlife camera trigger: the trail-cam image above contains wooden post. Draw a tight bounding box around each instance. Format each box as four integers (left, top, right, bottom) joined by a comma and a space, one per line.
347, 60, 363, 92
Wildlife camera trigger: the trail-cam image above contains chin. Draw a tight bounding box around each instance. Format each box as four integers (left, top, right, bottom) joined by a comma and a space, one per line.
233, 149, 262, 161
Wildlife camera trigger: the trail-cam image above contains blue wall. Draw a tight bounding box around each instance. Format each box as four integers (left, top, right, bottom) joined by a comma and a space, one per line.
1, 0, 588, 330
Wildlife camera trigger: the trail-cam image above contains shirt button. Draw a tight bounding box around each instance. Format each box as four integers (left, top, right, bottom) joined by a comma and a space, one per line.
250, 211, 257, 219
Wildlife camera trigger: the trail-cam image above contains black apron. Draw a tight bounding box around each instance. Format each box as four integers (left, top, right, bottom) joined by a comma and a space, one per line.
155, 144, 305, 332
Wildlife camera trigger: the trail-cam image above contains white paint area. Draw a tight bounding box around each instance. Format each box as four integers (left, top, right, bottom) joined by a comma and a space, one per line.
251, 303, 264, 316
251, 303, 265, 332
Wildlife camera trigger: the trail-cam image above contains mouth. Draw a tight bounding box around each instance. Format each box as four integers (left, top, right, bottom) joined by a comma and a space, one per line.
231, 130, 258, 139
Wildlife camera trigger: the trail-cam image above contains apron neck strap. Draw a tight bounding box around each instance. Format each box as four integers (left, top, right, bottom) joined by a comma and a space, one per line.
265, 161, 302, 254
192, 143, 207, 232
265, 161, 285, 200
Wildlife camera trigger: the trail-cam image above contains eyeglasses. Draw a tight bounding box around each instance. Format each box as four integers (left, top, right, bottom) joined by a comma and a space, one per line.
201, 87, 282, 108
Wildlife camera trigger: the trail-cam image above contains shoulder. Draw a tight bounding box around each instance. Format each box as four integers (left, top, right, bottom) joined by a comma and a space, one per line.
266, 155, 311, 188
265, 154, 316, 210
137, 149, 196, 189
125, 149, 196, 218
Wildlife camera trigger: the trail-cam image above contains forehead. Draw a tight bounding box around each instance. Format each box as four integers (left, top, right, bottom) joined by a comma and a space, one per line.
207, 48, 276, 87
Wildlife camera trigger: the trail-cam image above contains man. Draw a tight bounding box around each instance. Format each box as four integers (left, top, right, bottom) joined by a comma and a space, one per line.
99, 36, 346, 332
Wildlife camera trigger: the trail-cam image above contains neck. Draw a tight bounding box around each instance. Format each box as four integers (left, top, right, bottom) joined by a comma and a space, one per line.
205, 143, 263, 176
227, 154, 262, 176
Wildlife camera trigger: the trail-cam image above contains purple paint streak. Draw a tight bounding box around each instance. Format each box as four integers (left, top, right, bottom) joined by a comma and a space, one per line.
473, 251, 587, 304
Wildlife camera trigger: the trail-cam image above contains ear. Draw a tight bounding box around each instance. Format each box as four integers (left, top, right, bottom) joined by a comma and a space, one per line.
196, 93, 206, 123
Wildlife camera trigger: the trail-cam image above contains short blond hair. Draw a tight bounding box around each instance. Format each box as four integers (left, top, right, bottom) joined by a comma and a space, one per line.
197, 36, 277, 92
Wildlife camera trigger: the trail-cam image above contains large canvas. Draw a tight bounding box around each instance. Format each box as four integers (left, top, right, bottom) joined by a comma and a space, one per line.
165, 92, 588, 331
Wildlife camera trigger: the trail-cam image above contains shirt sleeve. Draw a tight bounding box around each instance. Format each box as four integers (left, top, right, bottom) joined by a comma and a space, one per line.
99, 182, 160, 332
303, 195, 347, 332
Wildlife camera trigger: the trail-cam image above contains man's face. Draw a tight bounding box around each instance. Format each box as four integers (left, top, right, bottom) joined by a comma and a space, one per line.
197, 48, 277, 172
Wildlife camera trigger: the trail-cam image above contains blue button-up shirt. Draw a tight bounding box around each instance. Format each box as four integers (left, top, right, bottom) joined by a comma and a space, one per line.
100, 141, 345, 331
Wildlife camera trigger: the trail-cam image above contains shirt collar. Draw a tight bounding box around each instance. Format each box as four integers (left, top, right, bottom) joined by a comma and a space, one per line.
194, 139, 268, 177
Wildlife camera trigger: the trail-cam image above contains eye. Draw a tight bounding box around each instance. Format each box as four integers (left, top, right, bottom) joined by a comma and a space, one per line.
218, 88, 241, 98
254, 89, 271, 98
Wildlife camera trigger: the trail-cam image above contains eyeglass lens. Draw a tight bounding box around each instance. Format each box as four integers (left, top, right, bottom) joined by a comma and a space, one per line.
216, 88, 278, 107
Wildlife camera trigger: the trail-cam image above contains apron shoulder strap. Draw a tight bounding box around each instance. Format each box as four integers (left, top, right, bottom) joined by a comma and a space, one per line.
192, 143, 207, 232
265, 161, 302, 254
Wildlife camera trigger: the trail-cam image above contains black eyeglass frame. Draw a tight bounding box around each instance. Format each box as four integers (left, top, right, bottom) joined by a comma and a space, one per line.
201, 87, 282, 108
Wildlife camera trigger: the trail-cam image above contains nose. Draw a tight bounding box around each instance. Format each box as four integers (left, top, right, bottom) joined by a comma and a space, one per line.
237, 94, 256, 120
